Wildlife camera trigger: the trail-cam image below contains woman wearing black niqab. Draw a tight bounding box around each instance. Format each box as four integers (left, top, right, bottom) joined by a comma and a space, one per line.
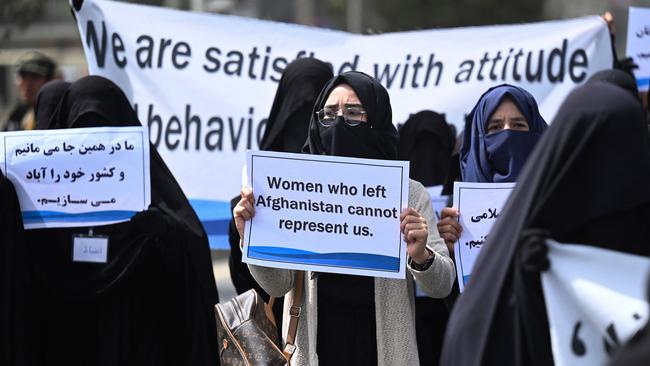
16, 75, 219, 366
34, 80, 70, 130
236, 71, 456, 365
260, 57, 333, 153
227, 58, 332, 338
440, 82, 650, 366
398, 110, 456, 187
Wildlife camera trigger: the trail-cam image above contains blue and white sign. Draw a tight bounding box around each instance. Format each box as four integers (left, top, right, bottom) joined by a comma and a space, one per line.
241, 150, 409, 279
626, 7, 650, 91
453, 181, 515, 292
0, 126, 150, 229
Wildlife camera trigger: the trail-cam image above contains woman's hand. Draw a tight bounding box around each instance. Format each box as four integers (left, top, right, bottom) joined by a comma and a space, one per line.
400, 207, 431, 264
233, 186, 255, 239
437, 207, 462, 254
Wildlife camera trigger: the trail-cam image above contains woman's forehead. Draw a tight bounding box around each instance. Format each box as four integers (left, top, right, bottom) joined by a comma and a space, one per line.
325, 83, 362, 105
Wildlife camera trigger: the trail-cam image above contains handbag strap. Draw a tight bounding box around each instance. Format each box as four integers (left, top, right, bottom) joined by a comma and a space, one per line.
282, 271, 304, 362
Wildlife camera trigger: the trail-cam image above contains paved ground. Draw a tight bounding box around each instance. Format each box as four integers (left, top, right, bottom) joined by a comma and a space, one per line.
211, 250, 237, 302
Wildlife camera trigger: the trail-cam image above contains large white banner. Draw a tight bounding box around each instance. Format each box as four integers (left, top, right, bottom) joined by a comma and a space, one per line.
542, 240, 650, 366
72, 0, 612, 248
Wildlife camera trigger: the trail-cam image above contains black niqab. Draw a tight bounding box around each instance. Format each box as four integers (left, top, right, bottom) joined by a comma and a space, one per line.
305, 71, 398, 160
441, 82, 650, 366
260, 58, 333, 153
398, 110, 455, 186
34, 80, 70, 130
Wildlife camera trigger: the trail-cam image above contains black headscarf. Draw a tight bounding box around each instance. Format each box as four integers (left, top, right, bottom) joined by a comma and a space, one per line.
34, 80, 70, 130
398, 110, 456, 186
441, 82, 650, 366
22, 75, 219, 365
304, 71, 399, 160
260, 58, 333, 153
588, 68, 640, 101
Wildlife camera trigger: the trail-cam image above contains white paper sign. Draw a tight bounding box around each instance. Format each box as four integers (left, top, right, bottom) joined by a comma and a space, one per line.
72, 0, 613, 249
241, 150, 409, 279
0, 127, 151, 229
541, 240, 650, 366
626, 7, 650, 91
73, 236, 109, 263
453, 181, 515, 292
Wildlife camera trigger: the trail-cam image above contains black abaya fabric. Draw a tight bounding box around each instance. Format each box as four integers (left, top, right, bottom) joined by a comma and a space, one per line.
441, 82, 650, 366
0, 174, 25, 366
260, 58, 333, 153
14, 75, 219, 366
398, 110, 456, 187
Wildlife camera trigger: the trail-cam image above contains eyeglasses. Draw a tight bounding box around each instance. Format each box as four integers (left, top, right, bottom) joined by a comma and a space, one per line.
316, 106, 367, 127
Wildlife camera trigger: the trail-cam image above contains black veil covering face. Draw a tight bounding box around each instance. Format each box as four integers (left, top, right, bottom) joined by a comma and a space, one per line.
260, 58, 333, 153
16, 75, 219, 365
34, 80, 70, 130
441, 82, 650, 366
398, 110, 456, 187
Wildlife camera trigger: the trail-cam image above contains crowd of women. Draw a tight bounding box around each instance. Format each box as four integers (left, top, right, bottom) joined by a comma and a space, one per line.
2, 52, 650, 366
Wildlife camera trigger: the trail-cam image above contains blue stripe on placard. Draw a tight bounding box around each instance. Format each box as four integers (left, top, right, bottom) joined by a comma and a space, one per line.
189, 199, 232, 250
22, 210, 137, 224
463, 274, 471, 284
248, 246, 400, 271
637, 77, 650, 89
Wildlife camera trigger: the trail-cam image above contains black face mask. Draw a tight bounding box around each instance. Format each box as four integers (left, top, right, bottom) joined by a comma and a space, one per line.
318, 116, 384, 159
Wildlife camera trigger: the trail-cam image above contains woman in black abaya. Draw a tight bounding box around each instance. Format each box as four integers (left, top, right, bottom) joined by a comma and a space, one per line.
228, 57, 332, 296
17, 75, 219, 366
440, 82, 650, 366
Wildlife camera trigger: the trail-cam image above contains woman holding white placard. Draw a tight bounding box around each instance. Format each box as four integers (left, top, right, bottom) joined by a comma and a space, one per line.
436, 84, 548, 253
234, 71, 455, 366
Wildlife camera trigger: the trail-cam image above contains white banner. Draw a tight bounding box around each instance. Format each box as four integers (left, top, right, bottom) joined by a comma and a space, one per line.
453, 182, 514, 292
542, 240, 650, 366
241, 150, 409, 279
72, 0, 612, 248
0, 126, 151, 229
626, 7, 650, 91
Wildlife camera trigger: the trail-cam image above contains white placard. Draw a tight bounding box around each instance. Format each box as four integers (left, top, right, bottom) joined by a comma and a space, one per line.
426, 184, 448, 221
626, 7, 650, 91
241, 150, 409, 279
542, 240, 650, 366
0, 126, 151, 229
72, 0, 612, 248
453, 181, 515, 292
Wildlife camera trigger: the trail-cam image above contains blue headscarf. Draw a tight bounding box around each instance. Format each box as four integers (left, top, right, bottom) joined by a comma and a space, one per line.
460, 84, 547, 182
